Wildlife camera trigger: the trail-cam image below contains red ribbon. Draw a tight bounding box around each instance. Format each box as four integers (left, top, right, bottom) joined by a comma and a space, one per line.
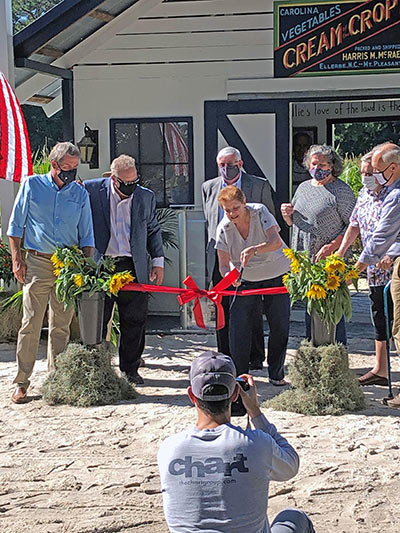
121, 268, 288, 330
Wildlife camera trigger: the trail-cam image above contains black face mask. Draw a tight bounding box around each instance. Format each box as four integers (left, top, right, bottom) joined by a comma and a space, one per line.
117, 178, 137, 196
58, 168, 77, 185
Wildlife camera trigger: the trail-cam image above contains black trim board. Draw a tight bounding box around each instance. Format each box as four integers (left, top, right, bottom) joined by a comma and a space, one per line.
15, 58, 73, 79
14, 0, 107, 58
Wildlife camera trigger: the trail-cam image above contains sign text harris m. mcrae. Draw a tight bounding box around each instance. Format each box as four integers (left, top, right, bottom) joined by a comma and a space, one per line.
274, 0, 400, 77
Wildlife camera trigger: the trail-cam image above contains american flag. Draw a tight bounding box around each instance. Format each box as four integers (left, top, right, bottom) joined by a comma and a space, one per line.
0, 71, 32, 183
163, 122, 188, 176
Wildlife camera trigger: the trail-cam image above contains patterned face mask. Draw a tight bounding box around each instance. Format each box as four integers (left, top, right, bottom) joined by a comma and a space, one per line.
309, 167, 332, 181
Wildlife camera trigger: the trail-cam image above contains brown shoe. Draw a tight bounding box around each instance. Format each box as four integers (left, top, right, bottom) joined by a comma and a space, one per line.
11, 386, 28, 404
387, 393, 400, 408
359, 371, 388, 386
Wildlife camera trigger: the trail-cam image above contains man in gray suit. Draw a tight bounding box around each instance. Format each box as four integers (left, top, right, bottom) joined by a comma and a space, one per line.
202, 147, 276, 367
86, 155, 164, 385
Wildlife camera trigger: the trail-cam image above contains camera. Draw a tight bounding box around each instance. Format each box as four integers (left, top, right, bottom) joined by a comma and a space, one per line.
236, 377, 250, 392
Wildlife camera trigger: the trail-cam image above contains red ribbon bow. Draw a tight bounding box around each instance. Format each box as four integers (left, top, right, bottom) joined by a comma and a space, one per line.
177, 268, 240, 330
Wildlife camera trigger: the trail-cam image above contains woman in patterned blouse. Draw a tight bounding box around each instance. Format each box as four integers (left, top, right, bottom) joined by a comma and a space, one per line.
281, 144, 356, 344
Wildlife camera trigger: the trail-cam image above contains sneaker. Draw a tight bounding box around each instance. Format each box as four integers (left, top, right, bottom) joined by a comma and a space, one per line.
387, 392, 400, 408
269, 378, 289, 387
126, 372, 144, 385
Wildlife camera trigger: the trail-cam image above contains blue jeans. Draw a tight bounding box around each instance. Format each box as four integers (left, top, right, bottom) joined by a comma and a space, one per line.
305, 311, 347, 345
229, 275, 290, 380
271, 509, 315, 532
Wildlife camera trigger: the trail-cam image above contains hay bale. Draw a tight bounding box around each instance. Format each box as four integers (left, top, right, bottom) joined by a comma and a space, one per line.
42, 343, 137, 407
265, 341, 365, 415
0, 294, 22, 341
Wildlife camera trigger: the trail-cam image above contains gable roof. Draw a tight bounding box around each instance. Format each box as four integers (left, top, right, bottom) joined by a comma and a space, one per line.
13, 0, 138, 114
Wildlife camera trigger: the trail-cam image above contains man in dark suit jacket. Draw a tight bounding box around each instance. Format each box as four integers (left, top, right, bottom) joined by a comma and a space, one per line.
86, 155, 164, 384
202, 146, 276, 368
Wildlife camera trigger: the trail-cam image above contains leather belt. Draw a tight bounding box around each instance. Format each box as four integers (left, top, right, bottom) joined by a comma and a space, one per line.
27, 249, 53, 259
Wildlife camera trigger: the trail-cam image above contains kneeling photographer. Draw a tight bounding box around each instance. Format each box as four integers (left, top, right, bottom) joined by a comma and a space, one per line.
158, 351, 315, 533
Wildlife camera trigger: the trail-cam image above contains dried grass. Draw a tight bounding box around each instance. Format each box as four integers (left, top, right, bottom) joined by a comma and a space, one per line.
42, 343, 138, 407
0, 295, 22, 341
265, 341, 365, 415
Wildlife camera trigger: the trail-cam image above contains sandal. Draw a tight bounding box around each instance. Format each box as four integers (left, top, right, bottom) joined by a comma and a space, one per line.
358, 371, 388, 386
269, 378, 289, 387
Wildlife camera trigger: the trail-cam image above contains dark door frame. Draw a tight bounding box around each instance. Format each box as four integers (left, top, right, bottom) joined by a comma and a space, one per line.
204, 92, 400, 209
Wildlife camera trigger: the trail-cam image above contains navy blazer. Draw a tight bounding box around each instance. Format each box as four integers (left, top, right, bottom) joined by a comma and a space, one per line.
85, 178, 164, 284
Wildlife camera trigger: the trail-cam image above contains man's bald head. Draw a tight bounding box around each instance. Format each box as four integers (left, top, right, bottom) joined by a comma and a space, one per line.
371, 142, 400, 186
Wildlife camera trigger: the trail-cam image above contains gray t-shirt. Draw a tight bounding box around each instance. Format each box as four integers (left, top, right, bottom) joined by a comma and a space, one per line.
291, 179, 356, 259
215, 204, 290, 281
158, 414, 299, 533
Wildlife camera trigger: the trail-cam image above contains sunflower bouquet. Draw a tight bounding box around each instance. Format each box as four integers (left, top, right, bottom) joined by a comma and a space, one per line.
282, 249, 358, 325
51, 246, 134, 309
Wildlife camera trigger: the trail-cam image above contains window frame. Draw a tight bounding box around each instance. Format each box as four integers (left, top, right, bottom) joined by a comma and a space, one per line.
110, 116, 194, 207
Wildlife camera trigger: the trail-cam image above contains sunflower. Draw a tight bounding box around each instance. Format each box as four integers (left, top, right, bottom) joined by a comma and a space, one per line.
345, 268, 359, 282
290, 258, 300, 274
326, 274, 340, 291
282, 273, 289, 285
283, 248, 296, 260
109, 272, 134, 295
306, 284, 327, 300
50, 253, 65, 269
74, 274, 84, 287
53, 268, 61, 277
325, 258, 346, 274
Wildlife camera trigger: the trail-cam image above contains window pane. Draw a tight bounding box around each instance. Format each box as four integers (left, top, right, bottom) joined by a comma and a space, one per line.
140, 123, 164, 163
141, 164, 165, 206
164, 122, 189, 164
114, 123, 138, 158
166, 164, 191, 205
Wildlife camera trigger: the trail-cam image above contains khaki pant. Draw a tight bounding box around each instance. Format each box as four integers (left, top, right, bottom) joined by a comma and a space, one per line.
391, 257, 400, 354
13, 253, 74, 388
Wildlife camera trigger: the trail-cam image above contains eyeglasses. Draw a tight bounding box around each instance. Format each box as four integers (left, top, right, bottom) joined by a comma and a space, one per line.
116, 176, 140, 186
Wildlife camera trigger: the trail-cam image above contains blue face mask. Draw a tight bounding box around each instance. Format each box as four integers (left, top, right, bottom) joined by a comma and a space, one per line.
309, 167, 332, 181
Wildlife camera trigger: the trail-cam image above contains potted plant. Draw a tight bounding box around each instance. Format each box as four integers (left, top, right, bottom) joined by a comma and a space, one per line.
282, 249, 358, 346
51, 246, 133, 345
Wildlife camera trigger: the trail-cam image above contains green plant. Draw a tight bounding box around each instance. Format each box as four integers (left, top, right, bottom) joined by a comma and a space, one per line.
283, 249, 358, 325
51, 247, 133, 309
265, 341, 365, 415
339, 155, 363, 197
32, 145, 51, 175
0, 239, 13, 285
156, 208, 179, 250
41, 343, 137, 407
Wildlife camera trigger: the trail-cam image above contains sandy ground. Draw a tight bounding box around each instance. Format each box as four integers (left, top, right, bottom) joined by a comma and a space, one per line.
1, 334, 400, 533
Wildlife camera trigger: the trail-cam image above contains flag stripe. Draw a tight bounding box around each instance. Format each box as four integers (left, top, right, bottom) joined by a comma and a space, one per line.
164, 122, 188, 176
0, 71, 32, 182
5, 79, 22, 182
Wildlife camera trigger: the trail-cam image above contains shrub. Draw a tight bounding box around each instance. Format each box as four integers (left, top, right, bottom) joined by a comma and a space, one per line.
42, 343, 137, 407
265, 341, 365, 415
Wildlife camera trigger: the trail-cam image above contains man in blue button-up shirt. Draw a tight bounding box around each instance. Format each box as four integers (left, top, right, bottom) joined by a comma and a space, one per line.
355, 142, 400, 408
7, 142, 94, 404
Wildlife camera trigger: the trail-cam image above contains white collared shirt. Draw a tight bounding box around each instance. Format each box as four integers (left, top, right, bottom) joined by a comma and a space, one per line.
105, 182, 164, 267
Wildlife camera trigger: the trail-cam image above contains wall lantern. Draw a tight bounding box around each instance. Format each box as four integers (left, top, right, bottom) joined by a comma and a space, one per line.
77, 123, 99, 169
